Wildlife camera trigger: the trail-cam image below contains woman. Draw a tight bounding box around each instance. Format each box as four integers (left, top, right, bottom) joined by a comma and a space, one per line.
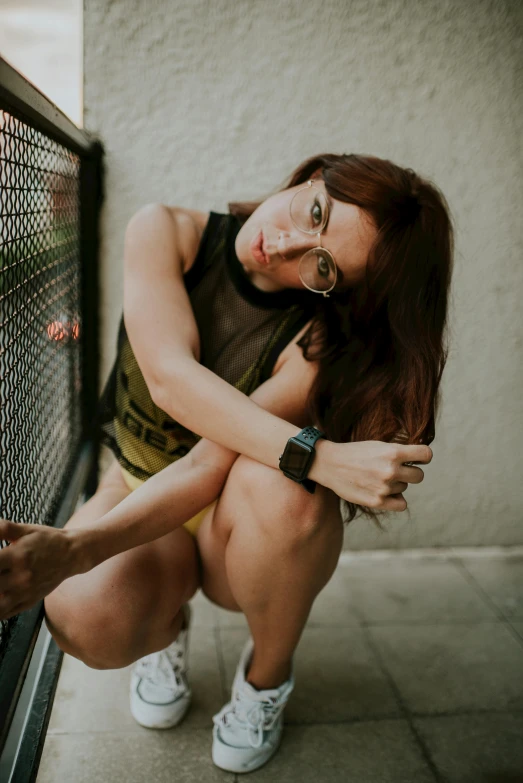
0, 153, 453, 774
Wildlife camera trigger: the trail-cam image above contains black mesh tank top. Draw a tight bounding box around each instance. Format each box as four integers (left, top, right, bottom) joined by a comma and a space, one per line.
98, 211, 318, 481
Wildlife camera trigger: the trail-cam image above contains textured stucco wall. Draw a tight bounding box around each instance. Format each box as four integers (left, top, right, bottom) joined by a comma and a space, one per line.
84, 0, 523, 548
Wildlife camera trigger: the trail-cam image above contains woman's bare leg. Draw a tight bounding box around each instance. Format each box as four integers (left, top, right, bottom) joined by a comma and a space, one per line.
197, 454, 344, 690
44, 457, 201, 669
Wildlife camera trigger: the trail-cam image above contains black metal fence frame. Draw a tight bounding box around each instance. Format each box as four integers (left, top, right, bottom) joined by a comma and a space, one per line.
0, 56, 103, 781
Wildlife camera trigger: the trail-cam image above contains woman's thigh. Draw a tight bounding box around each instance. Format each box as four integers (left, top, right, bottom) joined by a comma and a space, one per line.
195, 496, 240, 612
195, 455, 343, 612
45, 456, 202, 662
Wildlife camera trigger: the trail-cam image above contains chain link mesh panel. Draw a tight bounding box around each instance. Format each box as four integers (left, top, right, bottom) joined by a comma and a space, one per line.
0, 110, 83, 656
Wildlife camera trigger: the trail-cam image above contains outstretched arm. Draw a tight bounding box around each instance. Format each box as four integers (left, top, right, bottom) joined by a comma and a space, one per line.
0, 337, 317, 619
70, 343, 317, 572
0, 205, 432, 620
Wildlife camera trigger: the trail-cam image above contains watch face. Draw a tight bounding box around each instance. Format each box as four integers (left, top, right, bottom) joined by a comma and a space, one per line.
279, 439, 313, 480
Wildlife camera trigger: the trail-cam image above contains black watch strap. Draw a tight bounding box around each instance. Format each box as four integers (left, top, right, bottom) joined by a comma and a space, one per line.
301, 477, 318, 494
285, 426, 325, 494
293, 426, 325, 449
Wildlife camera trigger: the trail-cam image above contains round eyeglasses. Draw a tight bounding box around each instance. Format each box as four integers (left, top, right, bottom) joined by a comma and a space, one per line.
289, 180, 338, 297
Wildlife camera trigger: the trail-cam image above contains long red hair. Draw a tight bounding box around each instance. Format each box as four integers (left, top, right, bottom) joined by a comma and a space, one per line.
230, 153, 454, 526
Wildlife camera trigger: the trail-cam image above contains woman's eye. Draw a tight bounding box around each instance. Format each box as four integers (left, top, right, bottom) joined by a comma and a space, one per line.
311, 199, 323, 226
317, 257, 330, 277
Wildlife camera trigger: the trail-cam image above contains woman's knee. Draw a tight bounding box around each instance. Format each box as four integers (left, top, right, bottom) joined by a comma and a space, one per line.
45, 594, 134, 669
44, 531, 200, 669
224, 454, 339, 539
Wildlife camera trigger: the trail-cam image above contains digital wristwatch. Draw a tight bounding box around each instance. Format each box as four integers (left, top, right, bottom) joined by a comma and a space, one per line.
278, 426, 326, 494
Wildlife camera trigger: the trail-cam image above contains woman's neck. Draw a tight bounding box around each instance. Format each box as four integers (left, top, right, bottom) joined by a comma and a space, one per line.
240, 264, 287, 293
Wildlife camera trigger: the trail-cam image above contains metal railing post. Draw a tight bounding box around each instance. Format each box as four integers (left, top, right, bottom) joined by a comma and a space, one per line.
79, 140, 104, 497
0, 55, 104, 781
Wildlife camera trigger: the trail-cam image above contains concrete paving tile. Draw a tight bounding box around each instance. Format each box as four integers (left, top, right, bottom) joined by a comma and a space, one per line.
47, 655, 139, 734
215, 561, 361, 629
306, 564, 362, 626
190, 589, 220, 626
509, 621, 523, 645
219, 626, 400, 723
369, 622, 523, 714
36, 729, 233, 783
236, 721, 435, 782
48, 628, 223, 733
214, 564, 362, 630
339, 558, 497, 624
413, 713, 523, 783
215, 605, 249, 629
458, 556, 523, 618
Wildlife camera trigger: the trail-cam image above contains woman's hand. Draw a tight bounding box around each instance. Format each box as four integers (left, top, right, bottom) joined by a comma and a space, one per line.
317, 440, 433, 511
0, 520, 80, 620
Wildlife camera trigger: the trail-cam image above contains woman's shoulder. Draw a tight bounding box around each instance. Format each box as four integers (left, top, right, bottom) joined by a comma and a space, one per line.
165, 205, 209, 234
163, 206, 210, 275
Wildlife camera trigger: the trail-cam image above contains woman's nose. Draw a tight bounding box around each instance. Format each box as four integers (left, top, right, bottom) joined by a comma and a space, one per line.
277, 229, 317, 260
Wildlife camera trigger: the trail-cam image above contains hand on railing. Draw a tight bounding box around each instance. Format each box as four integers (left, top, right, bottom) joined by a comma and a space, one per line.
0, 520, 80, 620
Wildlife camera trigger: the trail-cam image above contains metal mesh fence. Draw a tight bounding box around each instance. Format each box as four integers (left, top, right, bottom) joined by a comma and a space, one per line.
0, 110, 83, 655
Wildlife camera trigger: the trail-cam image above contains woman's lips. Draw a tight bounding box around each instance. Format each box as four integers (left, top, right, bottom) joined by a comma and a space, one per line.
250, 230, 270, 265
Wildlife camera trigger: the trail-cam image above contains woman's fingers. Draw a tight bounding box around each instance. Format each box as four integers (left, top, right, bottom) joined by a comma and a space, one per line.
0, 550, 16, 600
332, 440, 431, 510
0, 570, 18, 594
399, 444, 433, 465
398, 465, 425, 484
0, 544, 29, 594
389, 480, 409, 494
383, 493, 408, 512
0, 519, 31, 542
0, 591, 23, 620
1, 604, 28, 621
0, 584, 41, 619
0, 546, 15, 572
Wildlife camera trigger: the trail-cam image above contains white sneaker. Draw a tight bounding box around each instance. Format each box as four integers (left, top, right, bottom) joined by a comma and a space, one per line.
212, 637, 295, 773
129, 603, 192, 729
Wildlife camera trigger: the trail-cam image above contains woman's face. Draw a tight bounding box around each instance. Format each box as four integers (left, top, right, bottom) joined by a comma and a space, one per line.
235, 178, 377, 293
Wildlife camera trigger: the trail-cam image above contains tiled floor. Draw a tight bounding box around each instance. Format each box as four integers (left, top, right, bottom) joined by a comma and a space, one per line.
36, 550, 523, 782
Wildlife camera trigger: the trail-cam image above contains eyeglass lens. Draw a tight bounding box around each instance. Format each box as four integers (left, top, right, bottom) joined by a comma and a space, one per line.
290, 186, 336, 293
290, 186, 328, 233
299, 249, 336, 292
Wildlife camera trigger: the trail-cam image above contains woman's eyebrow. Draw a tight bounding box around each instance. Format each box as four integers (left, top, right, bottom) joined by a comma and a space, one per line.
321, 192, 334, 238
324, 191, 334, 224
322, 191, 347, 286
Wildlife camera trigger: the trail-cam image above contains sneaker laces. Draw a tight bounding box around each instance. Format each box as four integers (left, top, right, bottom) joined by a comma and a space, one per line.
135, 639, 186, 692
213, 689, 289, 749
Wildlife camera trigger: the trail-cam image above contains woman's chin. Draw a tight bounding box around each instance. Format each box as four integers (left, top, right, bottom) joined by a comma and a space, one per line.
243, 265, 286, 293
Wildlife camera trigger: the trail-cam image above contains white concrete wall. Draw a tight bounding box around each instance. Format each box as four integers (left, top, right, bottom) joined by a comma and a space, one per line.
84, 0, 523, 548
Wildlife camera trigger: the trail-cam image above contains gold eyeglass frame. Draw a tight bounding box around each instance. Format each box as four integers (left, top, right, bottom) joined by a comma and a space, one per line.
289, 179, 338, 298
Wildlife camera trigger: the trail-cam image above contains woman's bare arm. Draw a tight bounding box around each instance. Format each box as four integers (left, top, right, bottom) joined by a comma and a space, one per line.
122, 204, 337, 488
0, 203, 432, 619
123, 204, 431, 509
0, 349, 322, 620
59, 337, 321, 573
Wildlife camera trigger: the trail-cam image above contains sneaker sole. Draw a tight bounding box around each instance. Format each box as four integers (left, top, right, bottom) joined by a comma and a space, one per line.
211, 725, 283, 773
130, 686, 192, 729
